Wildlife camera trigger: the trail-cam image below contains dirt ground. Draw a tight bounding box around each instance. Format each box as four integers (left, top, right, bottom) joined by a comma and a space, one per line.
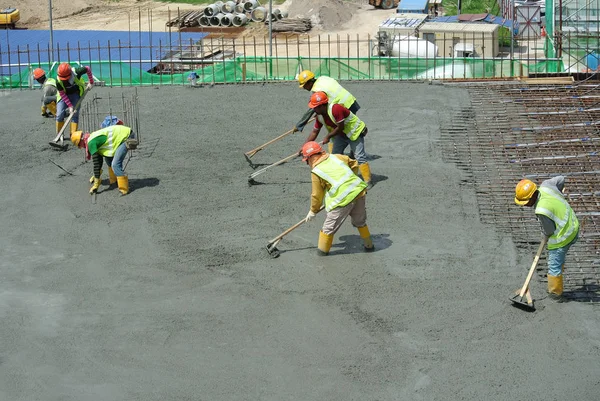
1, 83, 599, 400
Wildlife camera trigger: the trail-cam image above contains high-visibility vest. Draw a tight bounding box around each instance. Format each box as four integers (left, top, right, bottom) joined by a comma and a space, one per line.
312, 76, 356, 109
88, 126, 131, 157
535, 186, 579, 249
317, 103, 365, 141
57, 68, 85, 96
311, 155, 367, 212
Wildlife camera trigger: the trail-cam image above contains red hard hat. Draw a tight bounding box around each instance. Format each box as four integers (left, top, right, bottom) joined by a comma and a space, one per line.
308, 91, 329, 109
302, 141, 324, 161
57, 62, 72, 79
33, 68, 46, 80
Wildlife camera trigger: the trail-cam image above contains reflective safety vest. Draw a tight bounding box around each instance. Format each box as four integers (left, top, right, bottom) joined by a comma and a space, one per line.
88, 126, 131, 157
535, 186, 579, 249
311, 155, 367, 212
57, 68, 85, 96
312, 76, 356, 109
317, 103, 365, 142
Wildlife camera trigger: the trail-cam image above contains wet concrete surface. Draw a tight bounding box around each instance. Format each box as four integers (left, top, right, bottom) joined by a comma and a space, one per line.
1, 83, 599, 401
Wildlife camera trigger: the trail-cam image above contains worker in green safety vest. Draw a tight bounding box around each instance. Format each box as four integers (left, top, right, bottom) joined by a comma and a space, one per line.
56, 62, 94, 138
71, 123, 138, 196
304, 91, 372, 188
302, 141, 374, 256
515, 176, 579, 302
33, 68, 59, 118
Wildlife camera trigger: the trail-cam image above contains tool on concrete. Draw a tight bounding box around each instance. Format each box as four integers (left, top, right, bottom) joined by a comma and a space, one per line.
248, 150, 300, 186
266, 207, 323, 258
244, 109, 315, 168
49, 89, 88, 150
510, 236, 548, 311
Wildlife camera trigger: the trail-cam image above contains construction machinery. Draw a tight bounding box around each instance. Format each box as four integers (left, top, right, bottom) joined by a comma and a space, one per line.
0, 7, 19, 29
369, 0, 400, 9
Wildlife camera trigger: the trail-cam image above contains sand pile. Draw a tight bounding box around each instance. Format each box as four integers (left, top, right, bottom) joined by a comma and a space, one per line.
282, 0, 356, 31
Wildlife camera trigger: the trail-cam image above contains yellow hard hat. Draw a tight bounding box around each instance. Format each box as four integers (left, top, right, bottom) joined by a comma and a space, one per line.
298, 70, 315, 88
71, 130, 84, 147
515, 179, 537, 205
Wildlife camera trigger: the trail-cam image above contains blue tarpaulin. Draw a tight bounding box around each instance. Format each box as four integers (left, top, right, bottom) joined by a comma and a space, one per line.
432, 14, 519, 35
396, 0, 430, 14
0, 29, 208, 74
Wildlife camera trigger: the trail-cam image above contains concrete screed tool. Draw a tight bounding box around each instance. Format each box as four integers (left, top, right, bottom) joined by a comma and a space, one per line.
266, 207, 323, 258
510, 236, 548, 312
244, 109, 315, 168
49, 89, 89, 150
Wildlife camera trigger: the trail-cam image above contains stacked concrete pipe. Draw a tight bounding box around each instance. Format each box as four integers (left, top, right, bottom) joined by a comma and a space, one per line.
232, 13, 248, 27
210, 13, 224, 26
221, 13, 234, 27
222, 1, 236, 13
250, 6, 266, 22
244, 0, 259, 11
234, 3, 246, 13
199, 15, 210, 26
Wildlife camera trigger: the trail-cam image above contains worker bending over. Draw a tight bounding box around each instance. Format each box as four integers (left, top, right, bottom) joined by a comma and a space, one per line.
56, 62, 94, 137
302, 141, 374, 256
306, 91, 372, 188
33, 68, 58, 118
515, 176, 579, 301
71, 124, 136, 196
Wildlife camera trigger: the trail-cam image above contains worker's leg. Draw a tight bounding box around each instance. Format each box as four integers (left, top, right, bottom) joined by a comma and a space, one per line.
112, 142, 130, 195
349, 101, 360, 114
55, 99, 67, 134
46, 101, 57, 117
546, 238, 576, 300
332, 134, 348, 155
350, 135, 372, 186
68, 93, 81, 134
349, 195, 374, 251
319, 203, 354, 256
103, 156, 117, 185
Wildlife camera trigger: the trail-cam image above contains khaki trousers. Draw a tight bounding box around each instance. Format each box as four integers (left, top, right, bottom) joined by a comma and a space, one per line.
322, 195, 367, 235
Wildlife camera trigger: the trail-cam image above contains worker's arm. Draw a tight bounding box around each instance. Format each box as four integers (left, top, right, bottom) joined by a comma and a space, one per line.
75, 66, 94, 85
545, 175, 565, 193
310, 173, 325, 213
305, 126, 321, 143
323, 120, 344, 144
91, 153, 103, 179
295, 109, 315, 132
322, 104, 349, 144
536, 214, 556, 237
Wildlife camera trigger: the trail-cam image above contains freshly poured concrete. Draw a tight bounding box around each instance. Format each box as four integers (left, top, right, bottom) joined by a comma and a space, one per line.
0, 83, 598, 401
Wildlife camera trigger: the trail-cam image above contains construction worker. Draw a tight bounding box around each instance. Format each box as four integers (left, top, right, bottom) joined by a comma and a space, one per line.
515, 176, 580, 301
71, 124, 136, 196
33, 68, 58, 118
305, 91, 372, 188
297, 70, 360, 114
302, 141, 374, 255
56, 62, 94, 138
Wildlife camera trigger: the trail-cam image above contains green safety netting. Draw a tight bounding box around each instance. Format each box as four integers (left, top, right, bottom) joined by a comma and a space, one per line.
1, 56, 565, 88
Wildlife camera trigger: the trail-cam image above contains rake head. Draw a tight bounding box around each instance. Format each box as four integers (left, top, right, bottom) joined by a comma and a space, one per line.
244, 153, 257, 169
49, 141, 68, 151
509, 294, 536, 312
266, 243, 280, 258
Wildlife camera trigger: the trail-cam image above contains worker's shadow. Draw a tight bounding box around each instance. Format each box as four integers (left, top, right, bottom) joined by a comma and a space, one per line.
329, 233, 392, 255
129, 177, 160, 193
561, 284, 600, 303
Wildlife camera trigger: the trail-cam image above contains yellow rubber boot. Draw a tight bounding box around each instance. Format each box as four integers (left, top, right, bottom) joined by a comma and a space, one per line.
328, 142, 333, 153
41, 104, 47, 116
357, 225, 374, 252
70, 122, 78, 135
317, 231, 334, 256
56, 121, 65, 135
547, 274, 564, 300
117, 176, 129, 195
47, 101, 57, 116
108, 168, 117, 186
358, 162, 372, 186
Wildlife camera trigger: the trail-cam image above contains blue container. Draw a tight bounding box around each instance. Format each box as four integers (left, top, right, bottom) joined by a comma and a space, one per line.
586, 52, 599, 71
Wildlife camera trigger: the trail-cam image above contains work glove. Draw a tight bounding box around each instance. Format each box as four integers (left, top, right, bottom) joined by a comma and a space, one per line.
89, 177, 101, 194
90, 169, 102, 183
305, 210, 316, 222
68, 106, 74, 116
86, 82, 93, 91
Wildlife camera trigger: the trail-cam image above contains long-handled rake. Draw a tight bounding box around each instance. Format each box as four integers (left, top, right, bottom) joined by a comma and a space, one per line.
266, 207, 323, 258
510, 236, 548, 311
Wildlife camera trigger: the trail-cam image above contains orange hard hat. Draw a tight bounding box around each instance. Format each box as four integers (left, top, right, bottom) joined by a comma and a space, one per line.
515, 179, 537, 205
301, 141, 324, 161
57, 62, 72, 79
33, 68, 46, 80
308, 91, 328, 109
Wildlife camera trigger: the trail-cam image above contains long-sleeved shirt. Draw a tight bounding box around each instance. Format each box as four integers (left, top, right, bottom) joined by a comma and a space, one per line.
535, 175, 565, 236
310, 154, 365, 213
57, 66, 93, 108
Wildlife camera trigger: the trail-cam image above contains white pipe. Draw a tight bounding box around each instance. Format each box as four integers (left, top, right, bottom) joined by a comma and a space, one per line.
221, 13, 234, 26
280, 11, 288, 19
250, 6, 266, 22
273, 9, 282, 20
199, 15, 210, 26
204, 4, 220, 16
210, 12, 224, 26
234, 3, 246, 13
244, 0, 259, 11
222, 1, 236, 13
232, 13, 248, 27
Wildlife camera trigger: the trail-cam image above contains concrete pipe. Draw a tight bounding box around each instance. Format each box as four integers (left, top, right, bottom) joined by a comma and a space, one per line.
210, 13, 224, 26
234, 3, 245, 13
221, 13, 234, 26
280, 11, 288, 19
222, 1, 236, 13
250, 6, 266, 22
214, 1, 224, 7
204, 4, 220, 16
244, 0, 259, 11
232, 13, 248, 27
272, 9, 282, 20
199, 15, 210, 27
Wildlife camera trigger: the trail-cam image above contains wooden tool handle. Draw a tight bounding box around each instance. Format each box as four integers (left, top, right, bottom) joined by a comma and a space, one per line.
246, 128, 297, 157
267, 206, 325, 245
518, 236, 548, 297
52, 89, 89, 143
249, 151, 300, 179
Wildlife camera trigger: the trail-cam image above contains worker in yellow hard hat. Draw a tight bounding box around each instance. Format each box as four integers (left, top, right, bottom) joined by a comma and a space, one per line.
515, 176, 579, 301
304, 91, 372, 188
302, 141, 374, 256
33, 67, 59, 118
71, 123, 137, 196
56, 62, 94, 138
